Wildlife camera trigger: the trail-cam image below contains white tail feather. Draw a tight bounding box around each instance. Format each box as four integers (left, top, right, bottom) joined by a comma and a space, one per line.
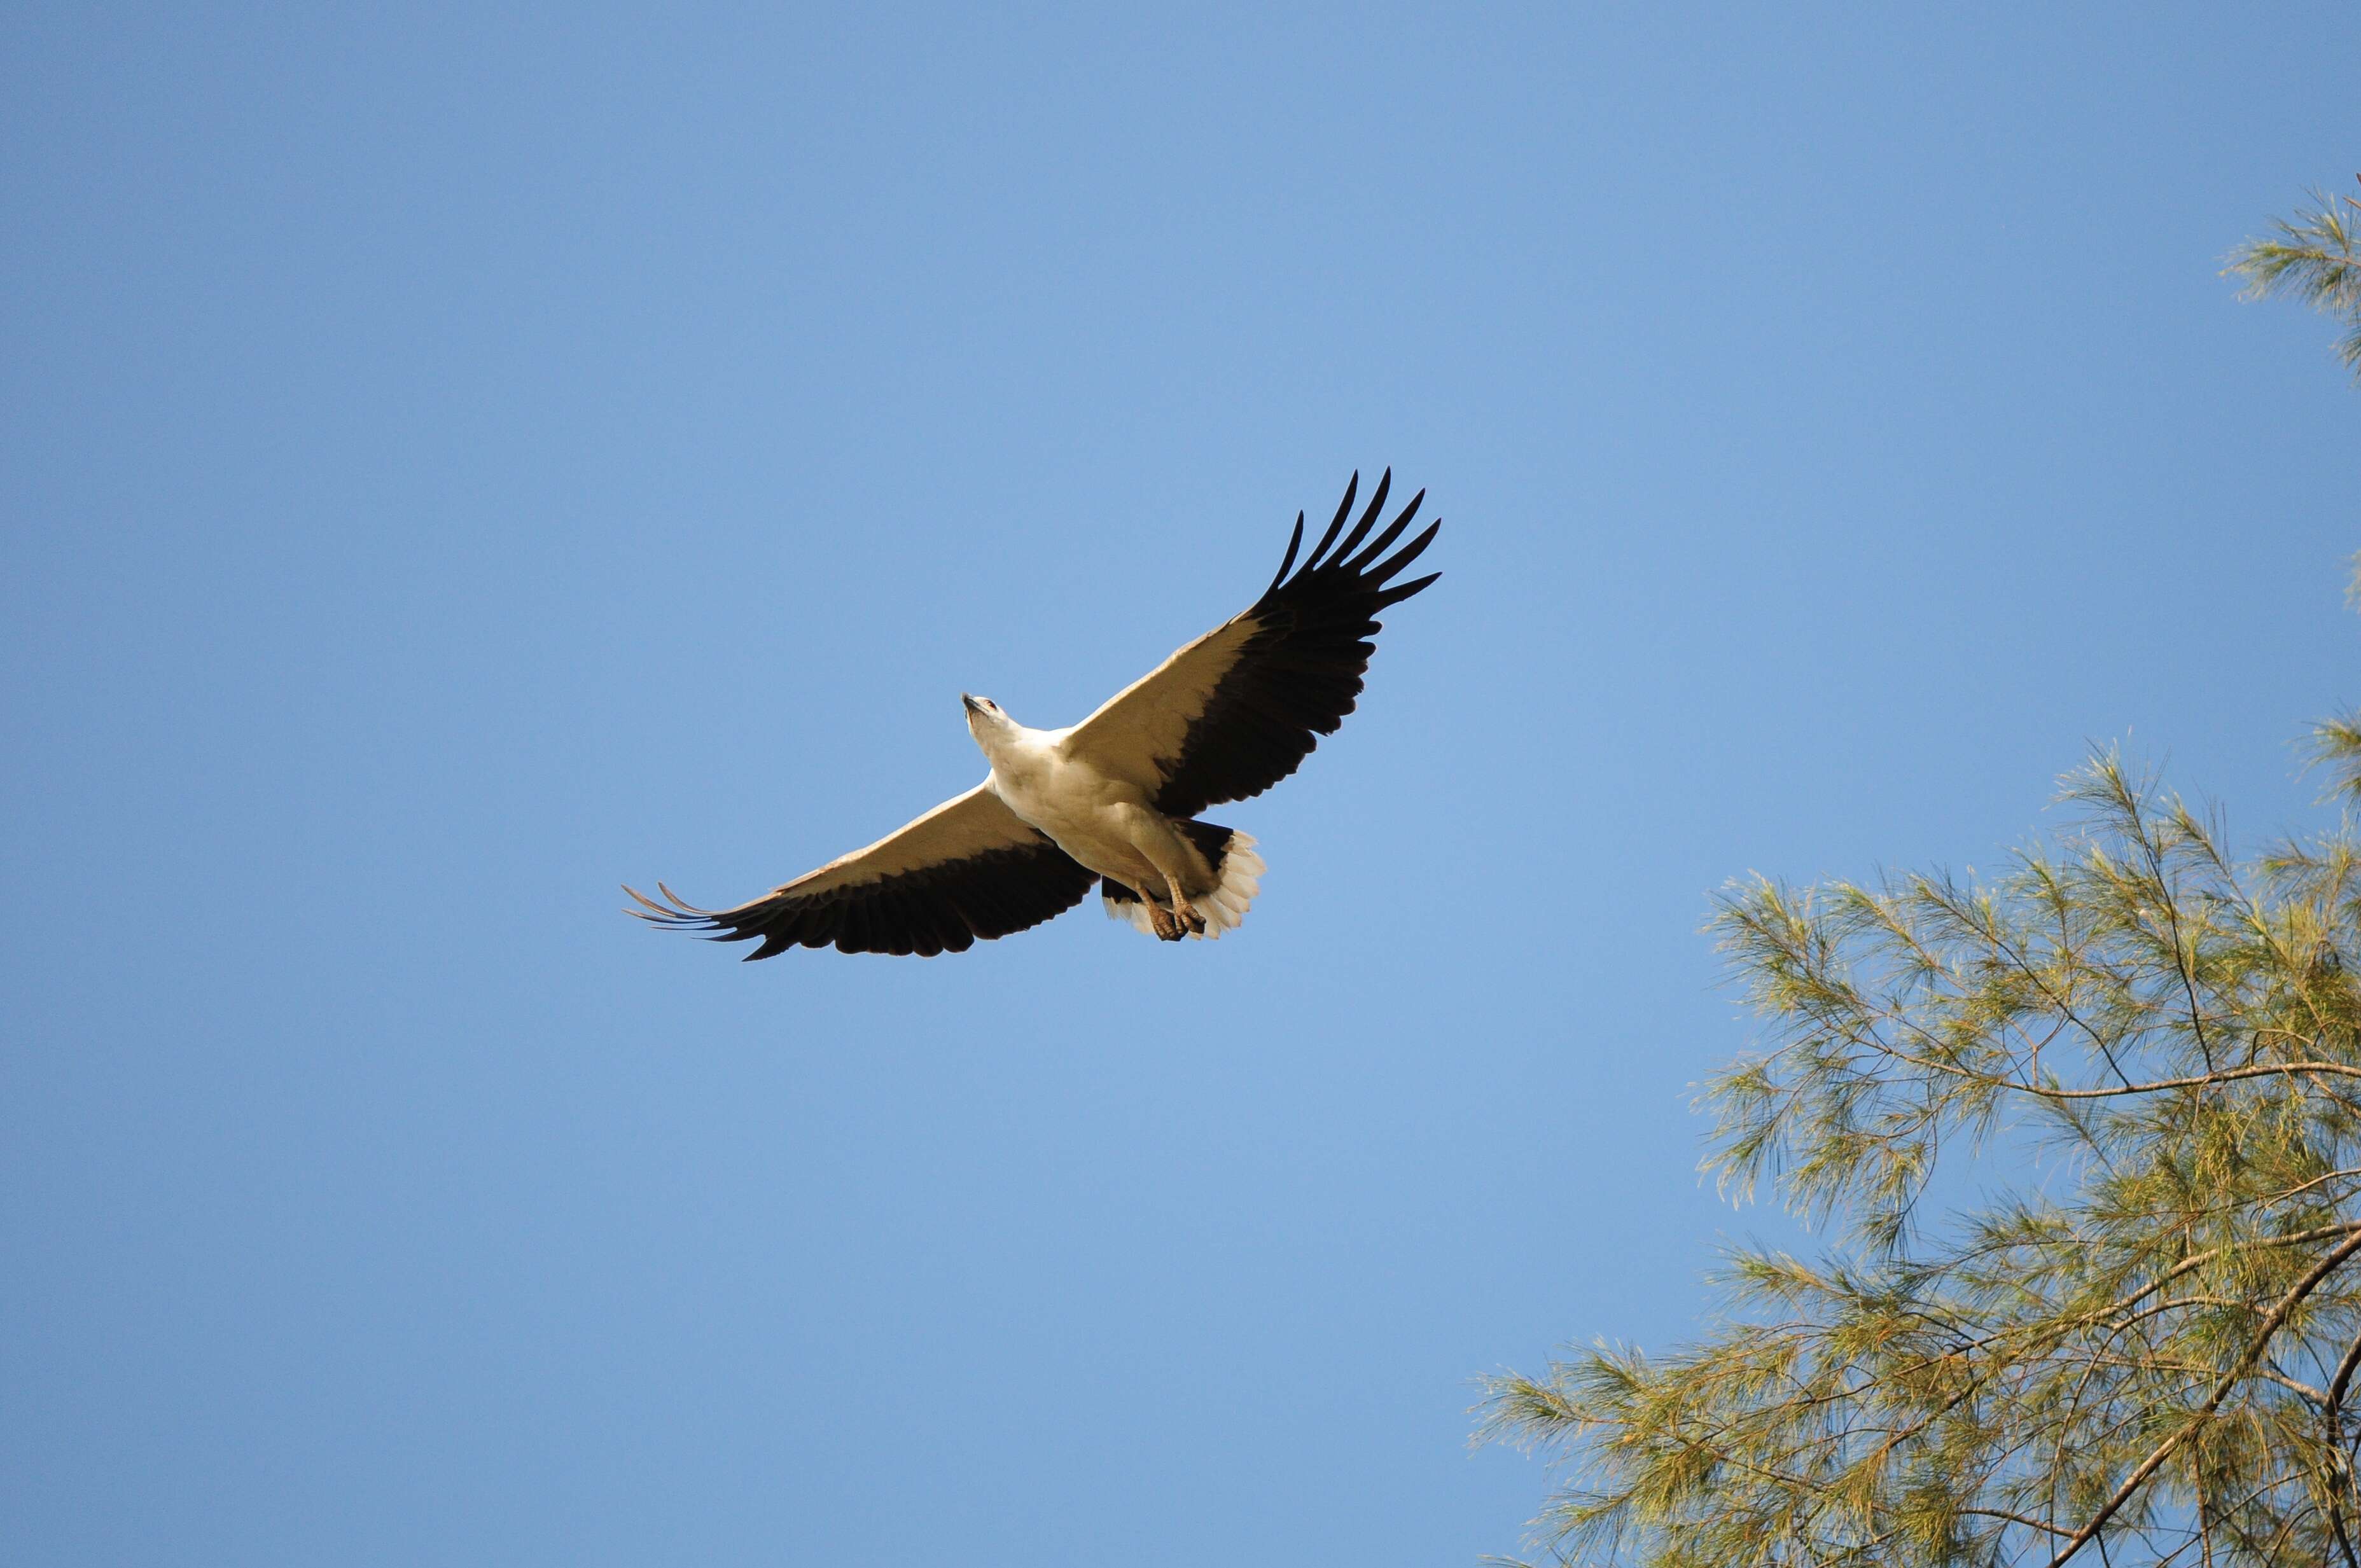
1103, 832, 1264, 941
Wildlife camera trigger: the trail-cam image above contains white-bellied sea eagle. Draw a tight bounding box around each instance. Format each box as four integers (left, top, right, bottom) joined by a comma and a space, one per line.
625, 471, 1440, 956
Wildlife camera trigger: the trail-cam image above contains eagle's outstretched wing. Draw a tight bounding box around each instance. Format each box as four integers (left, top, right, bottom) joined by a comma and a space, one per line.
625, 784, 1096, 958
1064, 470, 1440, 820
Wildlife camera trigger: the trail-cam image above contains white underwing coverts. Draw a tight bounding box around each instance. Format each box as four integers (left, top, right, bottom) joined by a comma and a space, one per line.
626, 470, 1441, 957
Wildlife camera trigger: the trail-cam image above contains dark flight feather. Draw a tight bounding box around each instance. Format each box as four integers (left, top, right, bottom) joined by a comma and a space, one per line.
1148, 469, 1441, 821
623, 835, 1096, 959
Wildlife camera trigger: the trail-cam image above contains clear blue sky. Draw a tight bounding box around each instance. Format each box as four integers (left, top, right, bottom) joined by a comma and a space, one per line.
6, 6, 2357, 1564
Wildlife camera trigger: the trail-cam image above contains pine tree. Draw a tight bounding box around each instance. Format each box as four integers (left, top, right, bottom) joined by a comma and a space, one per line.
1480, 198, 2361, 1568
2231, 179, 2361, 382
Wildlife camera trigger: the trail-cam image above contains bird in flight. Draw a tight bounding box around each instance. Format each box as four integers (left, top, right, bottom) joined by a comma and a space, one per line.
625, 470, 1440, 957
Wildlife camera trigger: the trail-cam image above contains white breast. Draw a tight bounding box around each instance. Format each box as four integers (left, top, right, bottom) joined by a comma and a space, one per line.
987, 729, 1151, 882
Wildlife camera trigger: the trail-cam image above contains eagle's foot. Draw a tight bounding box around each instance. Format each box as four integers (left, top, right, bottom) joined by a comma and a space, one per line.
1143, 896, 1205, 941
1146, 900, 1185, 941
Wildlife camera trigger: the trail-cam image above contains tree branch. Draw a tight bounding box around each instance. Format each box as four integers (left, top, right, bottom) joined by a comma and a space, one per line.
2047, 1230, 2361, 1567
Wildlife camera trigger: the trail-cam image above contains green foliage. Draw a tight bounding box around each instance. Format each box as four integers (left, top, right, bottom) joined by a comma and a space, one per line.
2311, 707, 2361, 809
2310, 561, 2361, 810
1481, 742, 2361, 1565
2229, 181, 2361, 381
1478, 187, 2361, 1568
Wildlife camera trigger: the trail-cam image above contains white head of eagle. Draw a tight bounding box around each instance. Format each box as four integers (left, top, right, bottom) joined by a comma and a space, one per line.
959, 692, 1015, 752
628, 469, 1440, 955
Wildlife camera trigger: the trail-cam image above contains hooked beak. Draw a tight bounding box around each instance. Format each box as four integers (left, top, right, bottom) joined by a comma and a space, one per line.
961, 693, 982, 716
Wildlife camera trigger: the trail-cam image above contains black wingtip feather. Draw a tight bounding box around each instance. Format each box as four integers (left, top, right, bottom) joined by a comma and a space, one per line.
1341, 489, 1423, 575
623, 883, 684, 919
654, 881, 708, 915
1330, 469, 1392, 565
1303, 471, 1357, 571
1372, 518, 1442, 583
1372, 569, 1441, 610
1265, 512, 1306, 597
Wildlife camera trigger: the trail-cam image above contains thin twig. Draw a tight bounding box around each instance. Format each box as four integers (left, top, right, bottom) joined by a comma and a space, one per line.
2047, 1230, 2361, 1567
